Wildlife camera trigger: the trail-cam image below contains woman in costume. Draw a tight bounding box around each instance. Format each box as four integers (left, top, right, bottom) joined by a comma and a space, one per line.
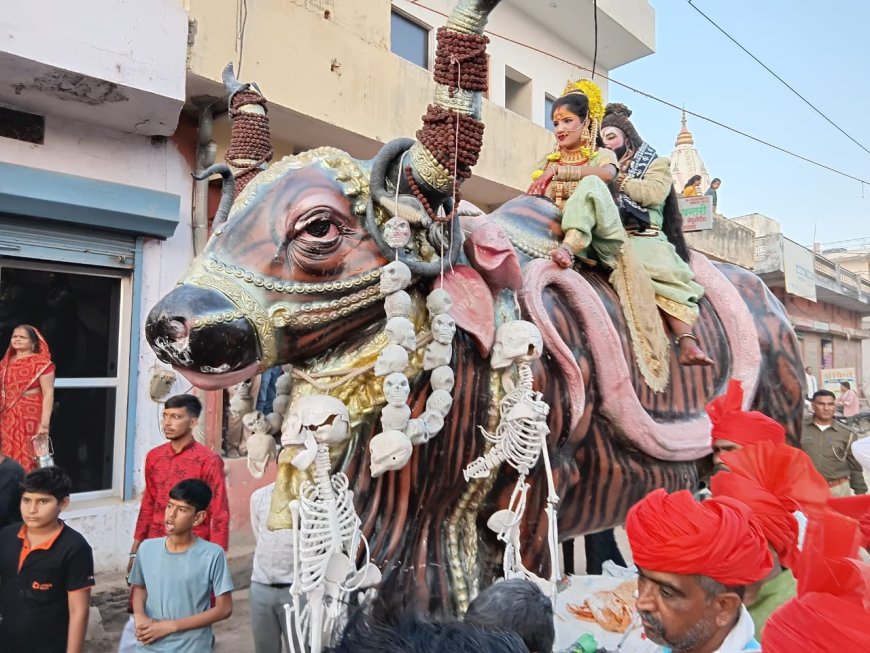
600, 103, 711, 365
682, 175, 702, 197
527, 80, 625, 270
0, 325, 55, 472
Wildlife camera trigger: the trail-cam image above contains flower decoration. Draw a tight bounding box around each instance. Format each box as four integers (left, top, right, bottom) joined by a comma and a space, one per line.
560, 78, 605, 124
531, 169, 544, 181
546, 152, 562, 162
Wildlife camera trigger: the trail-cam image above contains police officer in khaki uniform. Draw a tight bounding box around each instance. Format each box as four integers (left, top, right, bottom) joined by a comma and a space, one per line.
803, 390, 867, 497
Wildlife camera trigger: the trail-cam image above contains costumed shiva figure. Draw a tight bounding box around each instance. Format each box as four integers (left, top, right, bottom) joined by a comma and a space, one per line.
600, 103, 712, 365
527, 80, 685, 393
0, 325, 55, 472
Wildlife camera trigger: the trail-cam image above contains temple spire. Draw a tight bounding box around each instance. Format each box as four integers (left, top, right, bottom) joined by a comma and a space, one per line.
675, 110, 694, 147
670, 110, 709, 191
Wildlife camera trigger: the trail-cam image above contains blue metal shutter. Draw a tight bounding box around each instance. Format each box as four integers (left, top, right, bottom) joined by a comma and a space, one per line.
0, 214, 136, 269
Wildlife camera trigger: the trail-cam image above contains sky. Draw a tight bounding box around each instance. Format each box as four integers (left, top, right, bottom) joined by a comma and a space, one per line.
604, 0, 870, 247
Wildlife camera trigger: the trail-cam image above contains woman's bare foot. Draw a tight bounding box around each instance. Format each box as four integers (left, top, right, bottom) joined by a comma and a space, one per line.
678, 338, 714, 366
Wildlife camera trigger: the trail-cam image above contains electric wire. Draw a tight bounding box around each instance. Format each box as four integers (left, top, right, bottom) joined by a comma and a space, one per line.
687, 0, 870, 157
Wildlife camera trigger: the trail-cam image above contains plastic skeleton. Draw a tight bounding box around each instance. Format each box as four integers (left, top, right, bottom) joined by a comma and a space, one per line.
463, 320, 562, 599
283, 395, 381, 653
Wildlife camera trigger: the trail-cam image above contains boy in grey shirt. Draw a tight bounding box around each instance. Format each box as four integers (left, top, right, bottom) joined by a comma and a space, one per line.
129, 479, 233, 651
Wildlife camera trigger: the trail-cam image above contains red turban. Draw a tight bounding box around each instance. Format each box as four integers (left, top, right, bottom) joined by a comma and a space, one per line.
706, 379, 786, 446
712, 442, 832, 571
827, 494, 870, 550
625, 489, 773, 586
710, 472, 800, 571
763, 510, 870, 652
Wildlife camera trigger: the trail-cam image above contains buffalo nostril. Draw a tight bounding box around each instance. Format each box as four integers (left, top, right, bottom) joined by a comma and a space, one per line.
168, 319, 189, 340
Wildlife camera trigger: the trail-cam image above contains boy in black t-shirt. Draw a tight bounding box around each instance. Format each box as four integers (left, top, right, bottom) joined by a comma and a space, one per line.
0, 466, 94, 653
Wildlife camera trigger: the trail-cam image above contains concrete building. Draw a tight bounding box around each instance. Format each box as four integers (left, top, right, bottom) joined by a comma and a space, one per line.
0, 0, 658, 574
732, 214, 870, 397
0, 0, 194, 571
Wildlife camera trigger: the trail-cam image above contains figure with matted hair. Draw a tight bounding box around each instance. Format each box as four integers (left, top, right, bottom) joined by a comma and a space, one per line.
600, 103, 712, 365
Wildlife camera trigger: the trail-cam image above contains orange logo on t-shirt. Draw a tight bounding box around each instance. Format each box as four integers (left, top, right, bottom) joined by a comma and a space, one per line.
31, 581, 53, 591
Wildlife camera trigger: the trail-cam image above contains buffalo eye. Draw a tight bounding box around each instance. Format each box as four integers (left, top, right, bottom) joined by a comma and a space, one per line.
291, 209, 343, 256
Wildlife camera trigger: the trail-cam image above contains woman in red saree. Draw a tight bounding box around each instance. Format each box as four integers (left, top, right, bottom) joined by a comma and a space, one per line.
0, 325, 55, 472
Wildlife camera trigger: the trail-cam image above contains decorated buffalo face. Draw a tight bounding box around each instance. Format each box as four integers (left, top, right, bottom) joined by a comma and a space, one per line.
146, 149, 388, 389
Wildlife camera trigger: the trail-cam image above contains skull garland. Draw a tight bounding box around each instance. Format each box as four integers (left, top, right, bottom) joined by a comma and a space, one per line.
463, 318, 561, 600
283, 394, 381, 653
371, 266, 458, 476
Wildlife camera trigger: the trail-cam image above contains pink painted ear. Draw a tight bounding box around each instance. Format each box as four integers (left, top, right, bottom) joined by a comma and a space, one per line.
439, 266, 495, 356
463, 221, 523, 291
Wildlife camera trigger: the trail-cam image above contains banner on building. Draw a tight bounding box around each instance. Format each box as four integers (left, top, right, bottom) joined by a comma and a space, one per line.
678, 195, 713, 232
821, 367, 856, 395
782, 238, 817, 302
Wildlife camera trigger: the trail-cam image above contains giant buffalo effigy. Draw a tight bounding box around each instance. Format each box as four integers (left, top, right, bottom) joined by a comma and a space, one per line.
145, 0, 803, 625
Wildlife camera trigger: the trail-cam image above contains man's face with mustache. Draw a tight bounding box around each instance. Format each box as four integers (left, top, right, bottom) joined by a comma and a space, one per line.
636, 568, 739, 653
711, 439, 741, 473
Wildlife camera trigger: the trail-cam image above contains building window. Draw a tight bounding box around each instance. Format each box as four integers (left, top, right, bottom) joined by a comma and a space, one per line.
0, 259, 130, 497
544, 95, 556, 131
820, 338, 833, 369
391, 11, 429, 69
505, 67, 531, 119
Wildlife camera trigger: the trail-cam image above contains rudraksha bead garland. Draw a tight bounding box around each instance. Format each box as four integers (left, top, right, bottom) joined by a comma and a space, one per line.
433, 28, 489, 94
226, 89, 274, 193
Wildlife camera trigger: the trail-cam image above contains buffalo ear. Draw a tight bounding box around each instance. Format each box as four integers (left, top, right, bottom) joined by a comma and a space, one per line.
438, 265, 495, 357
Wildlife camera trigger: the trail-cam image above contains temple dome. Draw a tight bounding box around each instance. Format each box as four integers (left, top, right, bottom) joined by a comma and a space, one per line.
670, 111, 709, 192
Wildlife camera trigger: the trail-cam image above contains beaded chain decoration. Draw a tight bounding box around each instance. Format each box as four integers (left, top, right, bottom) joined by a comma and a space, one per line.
408, 28, 488, 223
225, 88, 274, 193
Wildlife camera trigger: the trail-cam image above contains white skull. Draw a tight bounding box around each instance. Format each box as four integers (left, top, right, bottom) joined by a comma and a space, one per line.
228, 380, 255, 417
380, 260, 412, 295
272, 394, 291, 417
384, 290, 412, 319
280, 394, 350, 447
370, 430, 413, 477
423, 341, 452, 371
430, 313, 456, 344
426, 288, 453, 316
420, 410, 444, 436
375, 344, 409, 376
490, 320, 544, 370
406, 418, 428, 446
429, 365, 454, 392
385, 317, 416, 351
425, 389, 453, 416
246, 431, 277, 479
275, 372, 293, 396
384, 217, 412, 248
381, 403, 411, 431
265, 412, 283, 434
242, 410, 270, 436
383, 372, 411, 406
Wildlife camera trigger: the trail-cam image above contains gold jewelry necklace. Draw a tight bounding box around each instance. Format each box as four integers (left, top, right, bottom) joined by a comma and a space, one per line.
560, 150, 587, 164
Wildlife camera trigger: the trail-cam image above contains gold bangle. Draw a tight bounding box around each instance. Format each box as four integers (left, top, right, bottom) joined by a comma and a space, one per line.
562, 229, 587, 254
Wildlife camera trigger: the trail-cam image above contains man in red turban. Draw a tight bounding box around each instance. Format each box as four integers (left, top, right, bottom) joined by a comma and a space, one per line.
706, 380, 786, 471
626, 489, 773, 652
711, 441, 831, 637
763, 509, 870, 652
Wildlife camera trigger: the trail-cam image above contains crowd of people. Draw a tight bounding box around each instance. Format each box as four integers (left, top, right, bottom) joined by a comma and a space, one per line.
0, 378, 866, 652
